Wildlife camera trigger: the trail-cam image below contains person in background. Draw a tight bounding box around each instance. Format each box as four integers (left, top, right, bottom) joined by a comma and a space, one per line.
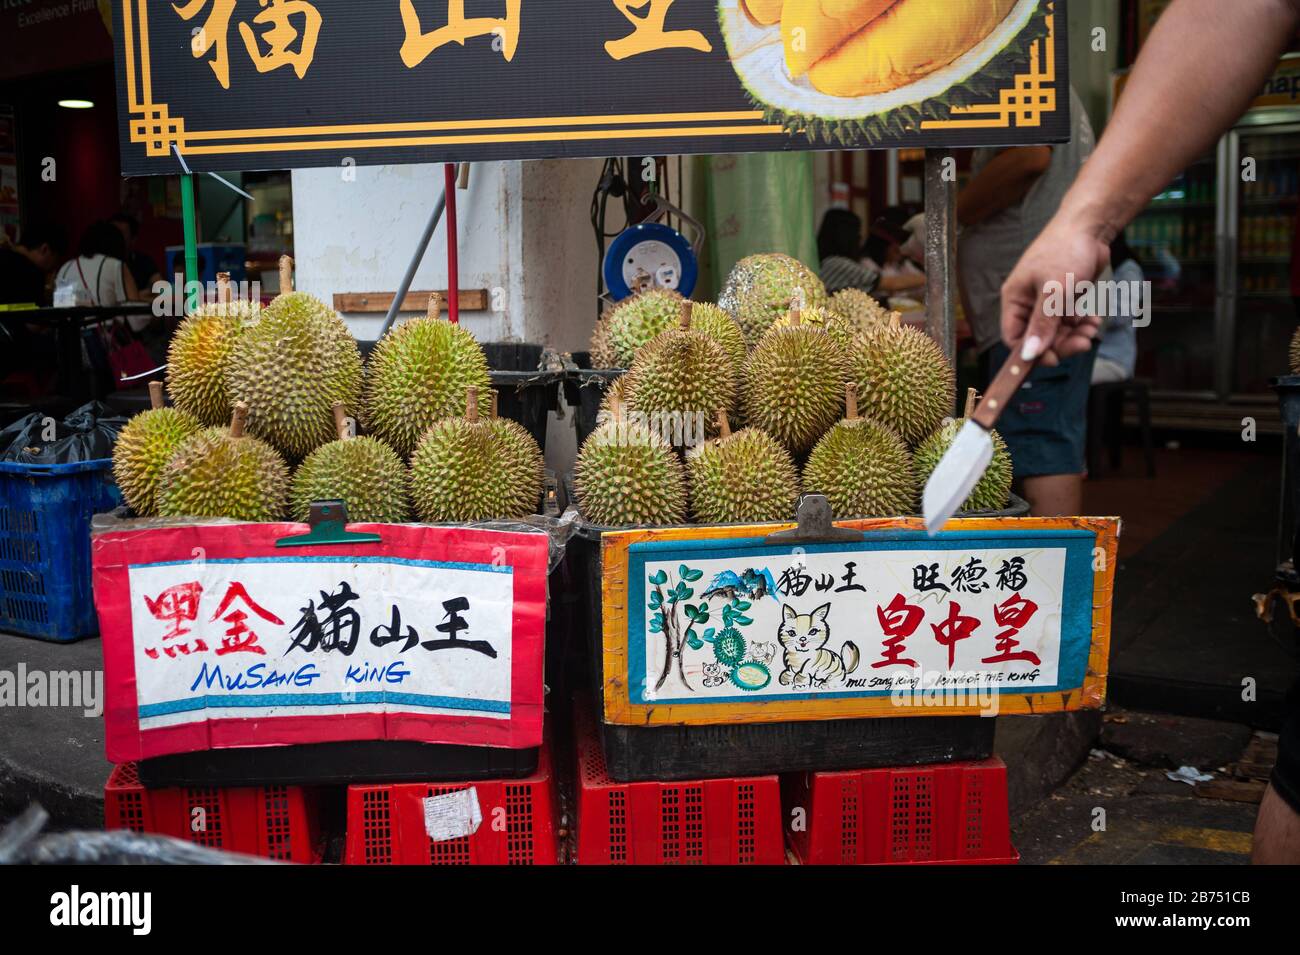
993, 0, 1300, 865
862, 219, 927, 296
1091, 232, 1141, 385
957, 86, 1098, 519
55, 220, 143, 313
817, 208, 881, 295
111, 211, 163, 294
0, 223, 64, 306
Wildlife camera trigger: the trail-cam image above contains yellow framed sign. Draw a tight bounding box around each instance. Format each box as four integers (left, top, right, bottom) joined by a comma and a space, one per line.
114, 0, 1070, 175
598, 517, 1119, 726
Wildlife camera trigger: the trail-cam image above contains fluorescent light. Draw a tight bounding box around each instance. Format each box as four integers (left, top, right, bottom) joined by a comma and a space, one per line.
58, 99, 94, 110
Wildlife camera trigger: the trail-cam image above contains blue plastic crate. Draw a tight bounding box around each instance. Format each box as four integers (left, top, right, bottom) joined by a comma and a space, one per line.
0, 459, 122, 642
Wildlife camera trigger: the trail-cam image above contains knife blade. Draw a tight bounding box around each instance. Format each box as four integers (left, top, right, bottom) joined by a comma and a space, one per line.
922, 345, 1041, 535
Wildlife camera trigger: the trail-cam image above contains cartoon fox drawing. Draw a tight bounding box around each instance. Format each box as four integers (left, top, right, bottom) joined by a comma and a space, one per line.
776, 603, 859, 688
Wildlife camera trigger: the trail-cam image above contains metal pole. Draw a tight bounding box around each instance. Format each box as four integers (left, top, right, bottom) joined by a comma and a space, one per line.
180, 173, 200, 313
924, 148, 957, 366
379, 179, 448, 338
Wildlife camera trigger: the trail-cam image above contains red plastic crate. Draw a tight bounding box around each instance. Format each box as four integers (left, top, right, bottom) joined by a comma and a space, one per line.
104, 762, 322, 863
785, 758, 1018, 865
575, 706, 785, 865
344, 739, 559, 865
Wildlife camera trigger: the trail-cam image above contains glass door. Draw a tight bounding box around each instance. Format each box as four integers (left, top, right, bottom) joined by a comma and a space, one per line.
1129, 153, 1219, 396
1229, 121, 1300, 398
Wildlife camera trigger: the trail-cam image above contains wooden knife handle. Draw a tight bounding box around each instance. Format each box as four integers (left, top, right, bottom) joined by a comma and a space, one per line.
973, 348, 1041, 430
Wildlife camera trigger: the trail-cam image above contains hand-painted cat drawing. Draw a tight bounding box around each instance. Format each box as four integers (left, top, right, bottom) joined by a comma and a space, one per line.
776, 604, 859, 688
749, 641, 776, 667
701, 662, 727, 688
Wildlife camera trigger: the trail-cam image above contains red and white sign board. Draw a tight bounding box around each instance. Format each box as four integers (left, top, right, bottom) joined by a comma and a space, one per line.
93, 522, 549, 763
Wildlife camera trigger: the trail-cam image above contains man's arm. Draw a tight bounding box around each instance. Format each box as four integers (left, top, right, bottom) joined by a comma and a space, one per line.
1003, 0, 1300, 364
957, 146, 1052, 228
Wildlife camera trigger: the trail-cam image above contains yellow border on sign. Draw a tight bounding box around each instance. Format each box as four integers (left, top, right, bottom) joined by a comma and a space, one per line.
599, 516, 1120, 726
120, 0, 784, 159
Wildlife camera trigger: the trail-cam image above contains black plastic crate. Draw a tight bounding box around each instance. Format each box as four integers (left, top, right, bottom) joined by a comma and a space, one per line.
565, 496, 1027, 782
563, 352, 625, 449
137, 740, 540, 789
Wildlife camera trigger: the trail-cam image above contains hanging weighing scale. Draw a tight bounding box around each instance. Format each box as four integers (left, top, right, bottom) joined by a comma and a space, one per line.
603, 196, 705, 301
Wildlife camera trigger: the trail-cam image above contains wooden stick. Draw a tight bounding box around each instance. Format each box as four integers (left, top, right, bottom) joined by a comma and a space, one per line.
789, 308, 802, 328
231, 402, 249, 439
889, 311, 902, 329
717, 410, 732, 439
216, 272, 232, 305
466, 386, 479, 423
845, 381, 859, 421
964, 388, 978, 419
333, 402, 350, 441
679, 300, 693, 331
149, 381, 164, 411
279, 256, 294, 294
427, 291, 443, 320
489, 390, 499, 419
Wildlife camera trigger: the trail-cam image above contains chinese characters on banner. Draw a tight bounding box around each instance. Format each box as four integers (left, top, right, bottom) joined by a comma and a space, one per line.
93, 523, 548, 761
634, 544, 1076, 705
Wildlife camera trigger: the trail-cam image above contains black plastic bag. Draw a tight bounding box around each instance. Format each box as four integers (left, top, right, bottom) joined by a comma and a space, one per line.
0, 401, 128, 464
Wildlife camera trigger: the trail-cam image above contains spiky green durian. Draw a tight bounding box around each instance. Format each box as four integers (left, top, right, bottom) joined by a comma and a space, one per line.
718, 253, 829, 345
291, 407, 410, 523
409, 391, 544, 523
914, 416, 1012, 514
719, 0, 1050, 146
225, 290, 364, 460
741, 318, 847, 456
624, 304, 736, 442
687, 416, 799, 525
803, 394, 916, 518
684, 302, 749, 369
574, 417, 688, 527
601, 288, 685, 367
589, 316, 620, 369
363, 299, 493, 459
599, 375, 630, 416
112, 384, 201, 517
831, 288, 892, 333
848, 317, 955, 446
157, 407, 289, 522
167, 285, 259, 427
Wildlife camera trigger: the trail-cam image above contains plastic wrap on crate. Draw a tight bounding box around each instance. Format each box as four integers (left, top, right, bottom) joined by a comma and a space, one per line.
784, 758, 1017, 865
92, 513, 555, 763
344, 739, 559, 865
104, 762, 322, 863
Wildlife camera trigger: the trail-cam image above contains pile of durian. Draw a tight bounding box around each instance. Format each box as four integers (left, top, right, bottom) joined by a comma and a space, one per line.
577, 252, 1013, 527
112, 262, 543, 526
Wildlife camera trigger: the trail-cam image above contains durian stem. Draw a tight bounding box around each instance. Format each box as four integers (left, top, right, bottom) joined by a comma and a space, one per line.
964, 388, 978, 419
279, 256, 294, 294
790, 308, 802, 327
231, 402, 250, 439
466, 386, 480, 424
717, 409, 731, 438
427, 292, 443, 320
889, 311, 902, 329
148, 381, 164, 411
845, 381, 860, 421
679, 300, 693, 331
334, 402, 351, 441
489, 390, 499, 419
216, 272, 232, 305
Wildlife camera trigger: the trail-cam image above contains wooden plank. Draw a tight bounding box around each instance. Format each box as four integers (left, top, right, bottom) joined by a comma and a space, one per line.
1194, 779, 1268, 804
333, 290, 489, 314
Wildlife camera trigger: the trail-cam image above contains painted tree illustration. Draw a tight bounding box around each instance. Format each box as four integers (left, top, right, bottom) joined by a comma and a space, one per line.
649, 564, 754, 692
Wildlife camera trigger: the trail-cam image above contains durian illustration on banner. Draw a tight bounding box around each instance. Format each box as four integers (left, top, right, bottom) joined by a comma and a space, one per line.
721, 0, 1051, 143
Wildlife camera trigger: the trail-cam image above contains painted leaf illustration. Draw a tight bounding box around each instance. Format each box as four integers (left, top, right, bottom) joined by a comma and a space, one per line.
682, 567, 704, 582
650, 570, 668, 586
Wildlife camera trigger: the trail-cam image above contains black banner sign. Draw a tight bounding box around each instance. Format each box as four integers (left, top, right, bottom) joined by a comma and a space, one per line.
114, 0, 1071, 177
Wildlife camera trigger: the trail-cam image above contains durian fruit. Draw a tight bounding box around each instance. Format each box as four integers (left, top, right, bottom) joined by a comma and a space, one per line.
290, 403, 410, 524
914, 389, 1013, 514
157, 403, 290, 522
167, 272, 259, 426
409, 387, 544, 523
831, 287, 891, 334
574, 392, 687, 527
849, 313, 956, 446
600, 288, 684, 367
112, 381, 201, 517
740, 310, 847, 456
226, 257, 364, 460
803, 383, 917, 519
683, 302, 748, 370
599, 375, 630, 417
624, 302, 735, 443
688, 411, 799, 525
364, 292, 493, 458
1290, 326, 1300, 374
589, 316, 620, 369
718, 253, 828, 345
720, 0, 1047, 145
